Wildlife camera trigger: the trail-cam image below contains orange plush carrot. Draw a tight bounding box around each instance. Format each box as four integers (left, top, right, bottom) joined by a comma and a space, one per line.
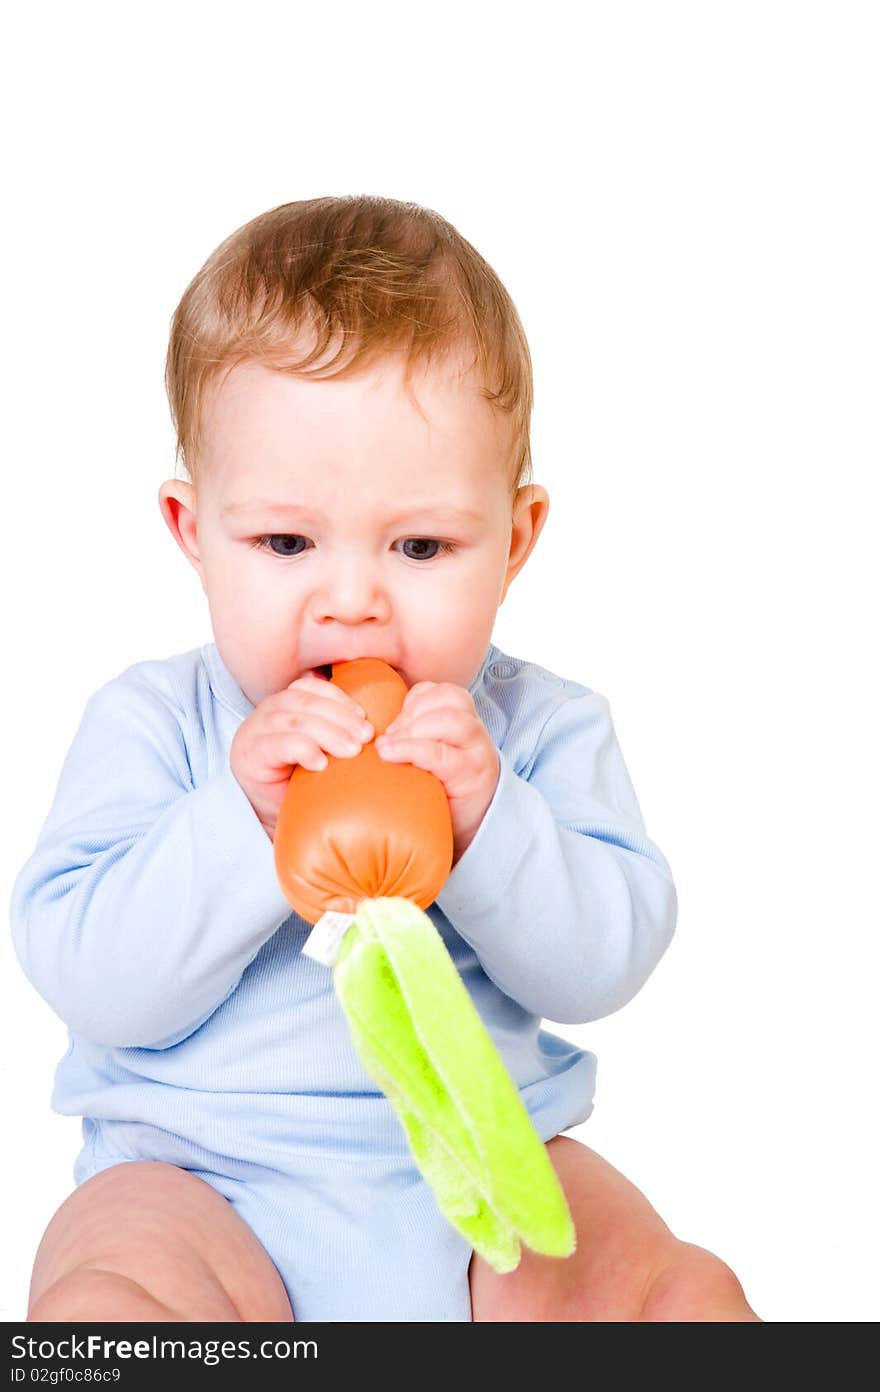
274, 658, 453, 923
273, 659, 575, 1273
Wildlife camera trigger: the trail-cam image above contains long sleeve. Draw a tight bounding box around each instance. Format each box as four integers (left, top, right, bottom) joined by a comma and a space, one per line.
9, 672, 294, 1050
435, 690, 677, 1024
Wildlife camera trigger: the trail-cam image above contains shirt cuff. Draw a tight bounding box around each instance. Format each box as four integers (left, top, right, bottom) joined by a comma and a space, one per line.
435, 748, 537, 919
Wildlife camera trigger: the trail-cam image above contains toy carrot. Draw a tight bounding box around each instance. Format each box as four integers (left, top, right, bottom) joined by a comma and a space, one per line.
273, 658, 575, 1273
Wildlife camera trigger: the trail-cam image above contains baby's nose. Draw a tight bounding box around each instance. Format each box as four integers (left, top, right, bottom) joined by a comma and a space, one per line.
314, 577, 391, 625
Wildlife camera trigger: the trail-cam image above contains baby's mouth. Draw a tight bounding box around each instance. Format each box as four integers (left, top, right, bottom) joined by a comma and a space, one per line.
310, 660, 405, 681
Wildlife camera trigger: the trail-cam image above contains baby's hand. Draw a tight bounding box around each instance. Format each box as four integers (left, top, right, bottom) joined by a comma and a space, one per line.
375, 682, 500, 865
230, 673, 374, 840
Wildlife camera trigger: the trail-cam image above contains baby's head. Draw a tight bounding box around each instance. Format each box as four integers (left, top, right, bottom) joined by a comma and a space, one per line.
159, 195, 549, 705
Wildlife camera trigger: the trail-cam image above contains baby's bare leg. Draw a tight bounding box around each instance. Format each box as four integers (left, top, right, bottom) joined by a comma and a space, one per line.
470, 1136, 761, 1322
27, 1161, 294, 1322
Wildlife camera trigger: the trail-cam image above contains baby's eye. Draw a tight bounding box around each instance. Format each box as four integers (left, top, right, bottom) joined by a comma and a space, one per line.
397, 538, 456, 561
255, 534, 311, 558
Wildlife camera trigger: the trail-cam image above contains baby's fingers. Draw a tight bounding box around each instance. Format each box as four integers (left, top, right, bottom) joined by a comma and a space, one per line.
265, 715, 370, 772
290, 672, 368, 714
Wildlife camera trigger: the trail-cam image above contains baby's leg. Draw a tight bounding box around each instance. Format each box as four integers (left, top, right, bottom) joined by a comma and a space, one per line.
27, 1161, 294, 1322
470, 1136, 761, 1322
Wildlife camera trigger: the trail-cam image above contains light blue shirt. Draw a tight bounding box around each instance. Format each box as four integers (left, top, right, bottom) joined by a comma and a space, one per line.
9, 641, 677, 1178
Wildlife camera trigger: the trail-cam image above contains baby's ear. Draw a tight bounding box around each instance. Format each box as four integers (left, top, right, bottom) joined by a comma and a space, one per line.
158, 480, 203, 579
500, 485, 550, 603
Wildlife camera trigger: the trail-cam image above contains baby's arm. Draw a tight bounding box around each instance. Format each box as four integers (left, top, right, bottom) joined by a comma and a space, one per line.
436, 689, 677, 1024
9, 669, 293, 1049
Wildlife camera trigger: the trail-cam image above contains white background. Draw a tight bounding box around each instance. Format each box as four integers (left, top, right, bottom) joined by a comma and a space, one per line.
2, 1, 877, 1324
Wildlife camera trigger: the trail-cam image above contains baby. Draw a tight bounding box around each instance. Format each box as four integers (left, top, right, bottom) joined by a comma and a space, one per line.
11, 195, 759, 1322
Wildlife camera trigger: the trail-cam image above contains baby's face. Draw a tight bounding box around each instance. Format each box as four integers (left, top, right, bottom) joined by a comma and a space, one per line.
159, 354, 547, 707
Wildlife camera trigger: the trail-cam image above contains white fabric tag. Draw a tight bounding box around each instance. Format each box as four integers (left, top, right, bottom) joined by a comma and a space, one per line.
302, 909, 358, 967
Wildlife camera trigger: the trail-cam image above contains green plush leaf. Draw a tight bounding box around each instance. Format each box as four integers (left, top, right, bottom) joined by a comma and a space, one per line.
333, 896, 576, 1272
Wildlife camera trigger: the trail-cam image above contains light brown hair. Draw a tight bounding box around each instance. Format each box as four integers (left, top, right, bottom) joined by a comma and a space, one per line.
164, 195, 533, 499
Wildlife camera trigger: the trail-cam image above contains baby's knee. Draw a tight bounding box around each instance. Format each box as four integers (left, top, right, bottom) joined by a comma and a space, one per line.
28, 1265, 192, 1322
641, 1241, 761, 1322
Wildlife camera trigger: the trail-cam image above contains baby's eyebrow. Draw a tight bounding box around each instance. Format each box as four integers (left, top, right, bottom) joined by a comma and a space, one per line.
222, 499, 484, 525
